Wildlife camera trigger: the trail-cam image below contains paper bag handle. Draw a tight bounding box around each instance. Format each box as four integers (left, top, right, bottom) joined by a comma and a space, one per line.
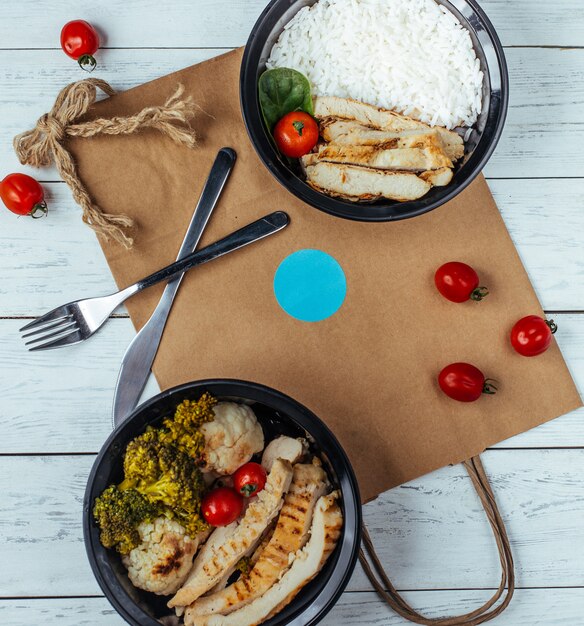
359, 455, 515, 625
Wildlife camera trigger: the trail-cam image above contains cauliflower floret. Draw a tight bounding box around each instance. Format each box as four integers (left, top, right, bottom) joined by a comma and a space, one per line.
200, 402, 264, 475
122, 517, 208, 596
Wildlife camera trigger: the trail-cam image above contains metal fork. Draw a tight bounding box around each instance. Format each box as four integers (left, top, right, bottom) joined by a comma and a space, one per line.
19, 211, 290, 351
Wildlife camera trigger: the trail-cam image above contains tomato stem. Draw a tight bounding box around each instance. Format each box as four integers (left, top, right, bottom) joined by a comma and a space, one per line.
240, 484, 258, 497
30, 201, 48, 219
546, 319, 558, 335
292, 120, 305, 136
483, 379, 498, 395
78, 54, 97, 72
470, 286, 489, 302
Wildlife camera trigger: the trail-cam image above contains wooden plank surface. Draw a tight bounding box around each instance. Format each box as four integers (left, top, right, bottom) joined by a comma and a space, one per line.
0, 0, 583, 48
1, 451, 583, 597
2, 590, 584, 626
0, 178, 582, 315
0, 314, 581, 454
1, 48, 583, 180
1, 0, 582, 623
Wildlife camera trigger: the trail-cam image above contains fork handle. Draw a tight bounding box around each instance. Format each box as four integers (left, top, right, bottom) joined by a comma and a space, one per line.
118, 211, 289, 301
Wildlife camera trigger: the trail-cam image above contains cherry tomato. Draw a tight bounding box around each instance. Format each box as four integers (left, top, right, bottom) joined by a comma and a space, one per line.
273, 112, 319, 158
438, 362, 497, 403
510, 315, 557, 357
0, 173, 47, 218
201, 487, 244, 527
435, 262, 488, 303
233, 462, 267, 498
60, 20, 100, 72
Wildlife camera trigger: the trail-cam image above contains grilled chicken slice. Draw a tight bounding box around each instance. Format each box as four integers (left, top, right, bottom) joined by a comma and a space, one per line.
184, 461, 328, 623
302, 160, 431, 202
261, 436, 308, 472
321, 121, 463, 163
314, 97, 464, 161
315, 144, 452, 172
169, 460, 294, 608
192, 491, 343, 626
321, 118, 455, 151
419, 168, 454, 187
205, 522, 276, 596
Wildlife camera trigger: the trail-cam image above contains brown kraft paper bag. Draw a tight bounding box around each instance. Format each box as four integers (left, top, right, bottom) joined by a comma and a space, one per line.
60, 49, 580, 623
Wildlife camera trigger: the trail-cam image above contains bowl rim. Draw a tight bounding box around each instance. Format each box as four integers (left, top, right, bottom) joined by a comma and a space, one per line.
240, 0, 509, 222
83, 378, 363, 626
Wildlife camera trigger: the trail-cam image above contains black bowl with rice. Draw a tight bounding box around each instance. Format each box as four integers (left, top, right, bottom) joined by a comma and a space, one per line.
240, 0, 508, 221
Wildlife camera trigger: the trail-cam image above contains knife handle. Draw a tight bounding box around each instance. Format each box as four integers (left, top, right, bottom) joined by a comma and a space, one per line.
120, 211, 289, 299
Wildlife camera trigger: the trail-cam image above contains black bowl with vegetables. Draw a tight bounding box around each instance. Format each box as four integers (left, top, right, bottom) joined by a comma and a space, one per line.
240, 0, 508, 222
84, 379, 362, 626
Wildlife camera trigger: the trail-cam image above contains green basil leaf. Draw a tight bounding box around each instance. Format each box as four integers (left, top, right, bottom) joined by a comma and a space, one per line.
258, 68, 314, 132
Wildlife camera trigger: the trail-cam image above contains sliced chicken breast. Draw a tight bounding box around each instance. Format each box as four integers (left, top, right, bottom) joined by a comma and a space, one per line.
205, 522, 275, 596
302, 160, 431, 202
261, 436, 307, 472
184, 461, 328, 623
315, 144, 452, 172
419, 168, 454, 187
169, 459, 294, 608
321, 118, 449, 149
192, 491, 343, 626
321, 119, 462, 162
314, 97, 464, 161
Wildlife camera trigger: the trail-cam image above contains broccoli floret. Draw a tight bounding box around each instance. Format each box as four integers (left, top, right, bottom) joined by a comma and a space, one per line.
120, 428, 166, 489
117, 431, 208, 536
160, 393, 216, 461
94, 394, 217, 554
93, 485, 157, 554
120, 428, 165, 489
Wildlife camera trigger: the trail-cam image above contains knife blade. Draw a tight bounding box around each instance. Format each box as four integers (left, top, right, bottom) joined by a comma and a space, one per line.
112, 147, 236, 427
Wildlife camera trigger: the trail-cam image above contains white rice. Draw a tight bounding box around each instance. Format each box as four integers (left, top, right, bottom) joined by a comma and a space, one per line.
266, 0, 484, 129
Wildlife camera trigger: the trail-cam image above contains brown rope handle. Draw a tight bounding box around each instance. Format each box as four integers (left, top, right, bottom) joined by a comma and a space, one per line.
360, 456, 515, 625
13, 79, 198, 248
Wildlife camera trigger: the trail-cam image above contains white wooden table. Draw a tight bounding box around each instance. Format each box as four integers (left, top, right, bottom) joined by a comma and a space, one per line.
0, 1, 583, 624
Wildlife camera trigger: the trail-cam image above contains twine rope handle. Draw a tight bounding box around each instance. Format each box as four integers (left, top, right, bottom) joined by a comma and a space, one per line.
360, 456, 515, 625
13, 78, 198, 248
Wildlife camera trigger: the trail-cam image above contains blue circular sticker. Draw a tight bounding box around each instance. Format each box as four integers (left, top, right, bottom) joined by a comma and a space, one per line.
273, 249, 347, 322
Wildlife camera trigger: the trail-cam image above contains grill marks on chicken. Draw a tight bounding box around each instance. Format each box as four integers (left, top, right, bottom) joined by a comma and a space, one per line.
193, 491, 343, 626
314, 96, 464, 161
169, 459, 294, 609
309, 96, 464, 201
321, 119, 463, 161
314, 144, 452, 172
183, 462, 328, 624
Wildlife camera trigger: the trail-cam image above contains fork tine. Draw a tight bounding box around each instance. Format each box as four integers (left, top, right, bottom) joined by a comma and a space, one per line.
24, 321, 79, 347
28, 329, 83, 352
19, 308, 71, 332
21, 317, 74, 339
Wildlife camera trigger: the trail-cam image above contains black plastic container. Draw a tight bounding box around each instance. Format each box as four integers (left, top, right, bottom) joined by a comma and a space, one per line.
84, 379, 362, 626
240, 0, 509, 222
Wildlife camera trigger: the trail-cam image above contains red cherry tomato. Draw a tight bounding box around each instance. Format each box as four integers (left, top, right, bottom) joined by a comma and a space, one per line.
60, 20, 100, 72
273, 111, 319, 158
510, 315, 557, 357
435, 262, 488, 303
201, 487, 244, 527
438, 362, 497, 403
0, 174, 47, 218
233, 462, 267, 498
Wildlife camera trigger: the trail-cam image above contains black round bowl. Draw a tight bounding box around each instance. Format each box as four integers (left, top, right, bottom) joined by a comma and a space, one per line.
240, 0, 509, 222
84, 379, 362, 626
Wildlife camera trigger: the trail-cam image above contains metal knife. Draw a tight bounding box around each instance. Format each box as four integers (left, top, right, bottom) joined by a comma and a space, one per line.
112, 147, 236, 427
